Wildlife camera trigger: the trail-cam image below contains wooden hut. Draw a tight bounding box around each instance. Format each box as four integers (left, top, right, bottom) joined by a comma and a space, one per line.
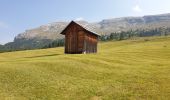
60, 21, 100, 54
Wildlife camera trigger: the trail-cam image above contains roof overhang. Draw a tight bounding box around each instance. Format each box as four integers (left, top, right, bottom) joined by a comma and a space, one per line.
60, 21, 101, 37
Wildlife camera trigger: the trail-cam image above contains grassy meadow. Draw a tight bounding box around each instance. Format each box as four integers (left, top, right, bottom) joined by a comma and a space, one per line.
0, 36, 170, 100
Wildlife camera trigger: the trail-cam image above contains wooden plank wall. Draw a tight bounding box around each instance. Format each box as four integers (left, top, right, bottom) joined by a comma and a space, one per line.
84, 32, 98, 53
78, 31, 85, 53
65, 23, 85, 54
64, 22, 98, 54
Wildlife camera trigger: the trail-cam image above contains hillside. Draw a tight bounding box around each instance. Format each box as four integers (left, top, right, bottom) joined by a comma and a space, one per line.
2, 13, 170, 51
0, 36, 170, 99
16, 13, 170, 40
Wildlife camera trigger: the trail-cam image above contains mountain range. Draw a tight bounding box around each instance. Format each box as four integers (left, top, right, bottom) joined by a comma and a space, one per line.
2, 13, 170, 51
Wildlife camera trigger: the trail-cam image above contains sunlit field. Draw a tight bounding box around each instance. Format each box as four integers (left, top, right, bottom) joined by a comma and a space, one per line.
0, 36, 170, 100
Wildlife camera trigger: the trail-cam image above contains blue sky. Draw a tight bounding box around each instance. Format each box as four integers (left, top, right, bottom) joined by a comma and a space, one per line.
0, 0, 170, 44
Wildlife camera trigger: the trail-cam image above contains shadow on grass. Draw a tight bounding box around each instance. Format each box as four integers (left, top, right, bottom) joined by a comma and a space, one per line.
24, 54, 61, 59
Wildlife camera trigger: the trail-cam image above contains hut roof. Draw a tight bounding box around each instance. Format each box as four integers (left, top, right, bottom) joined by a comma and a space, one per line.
60, 21, 100, 36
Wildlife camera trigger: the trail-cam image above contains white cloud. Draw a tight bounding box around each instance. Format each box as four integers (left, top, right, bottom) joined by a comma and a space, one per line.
0, 21, 8, 29
132, 5, 142, 13
74, 17, 84, 21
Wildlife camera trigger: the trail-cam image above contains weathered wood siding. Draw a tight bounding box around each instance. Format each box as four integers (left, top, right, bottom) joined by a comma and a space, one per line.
65, 23, 85, 54
84, 32, 97, 53
63, 22, 98, 54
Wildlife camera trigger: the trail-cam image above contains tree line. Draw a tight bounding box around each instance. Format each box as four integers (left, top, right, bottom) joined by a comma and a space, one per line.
42, 39, 65, 49
99, 27, 170, 41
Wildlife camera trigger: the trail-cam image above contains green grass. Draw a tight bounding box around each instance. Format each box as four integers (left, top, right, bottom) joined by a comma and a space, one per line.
0, 36, 170, 100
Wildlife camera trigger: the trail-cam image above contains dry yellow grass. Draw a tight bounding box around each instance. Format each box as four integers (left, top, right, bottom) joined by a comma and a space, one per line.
0, 36, 170, 100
